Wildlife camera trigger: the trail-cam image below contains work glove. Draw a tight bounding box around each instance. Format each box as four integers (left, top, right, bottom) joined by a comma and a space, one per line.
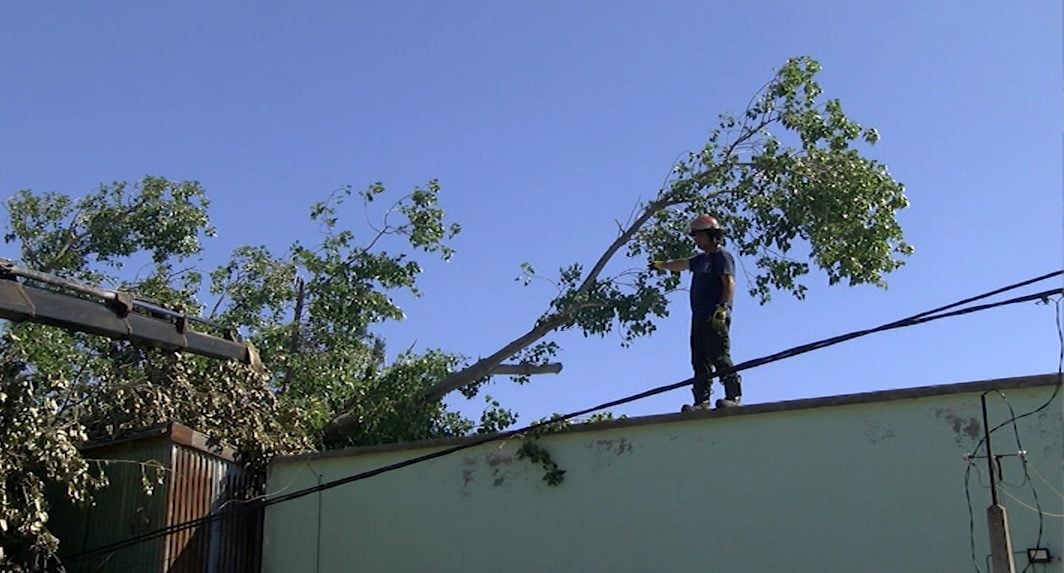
648, 260, 666, 272
711, 305, 729, 329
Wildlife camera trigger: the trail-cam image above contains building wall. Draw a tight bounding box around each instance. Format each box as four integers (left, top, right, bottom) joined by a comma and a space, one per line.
263, 375, 1063, 573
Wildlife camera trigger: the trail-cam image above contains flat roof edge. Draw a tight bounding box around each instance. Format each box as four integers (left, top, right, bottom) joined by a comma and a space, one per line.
275, 372, 1062, 464
81, 421, 238, 462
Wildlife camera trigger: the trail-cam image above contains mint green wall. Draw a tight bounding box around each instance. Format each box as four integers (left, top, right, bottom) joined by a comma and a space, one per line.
264, 379, 1063, 572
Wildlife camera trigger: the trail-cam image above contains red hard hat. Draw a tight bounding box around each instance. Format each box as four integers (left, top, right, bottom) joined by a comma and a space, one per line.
688, 215, 720, 233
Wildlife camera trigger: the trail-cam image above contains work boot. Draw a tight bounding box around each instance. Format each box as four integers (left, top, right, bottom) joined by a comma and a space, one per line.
715, 397, 741, 409
681, 402, 711, 413
722, 378, 742, 402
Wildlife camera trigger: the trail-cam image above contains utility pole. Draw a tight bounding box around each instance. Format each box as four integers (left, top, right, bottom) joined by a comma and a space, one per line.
981, 393, 1016, 573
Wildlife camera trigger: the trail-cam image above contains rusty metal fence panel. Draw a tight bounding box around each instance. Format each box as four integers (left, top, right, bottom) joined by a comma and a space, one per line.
164, 442, 259, 572
51, 423, 262, 573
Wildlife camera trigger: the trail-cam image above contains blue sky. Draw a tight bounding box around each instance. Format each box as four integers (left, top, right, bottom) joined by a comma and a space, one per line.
1, 1, 1061, 425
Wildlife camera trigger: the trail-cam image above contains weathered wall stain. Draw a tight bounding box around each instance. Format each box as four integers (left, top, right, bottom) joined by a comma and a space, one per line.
587, 438, 634, 456
486, 452, 513, 467
863, 419, 896, 445
583, 438, 638, 475
491, 469, 506, 487
935, 407, 981, 448
458, 451, 518, 496
460, 469, 474, 498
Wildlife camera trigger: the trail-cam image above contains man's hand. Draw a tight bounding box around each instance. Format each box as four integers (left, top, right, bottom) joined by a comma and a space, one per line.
711, 305, 729, 329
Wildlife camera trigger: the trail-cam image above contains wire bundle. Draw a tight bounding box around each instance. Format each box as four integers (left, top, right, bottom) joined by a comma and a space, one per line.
66, 270, 1064, 563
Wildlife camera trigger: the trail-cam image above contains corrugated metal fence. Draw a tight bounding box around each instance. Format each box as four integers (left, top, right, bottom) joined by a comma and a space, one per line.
50, 422, 262, 572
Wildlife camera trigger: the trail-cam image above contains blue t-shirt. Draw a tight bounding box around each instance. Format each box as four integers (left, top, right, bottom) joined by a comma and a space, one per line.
689, 249, 735, 320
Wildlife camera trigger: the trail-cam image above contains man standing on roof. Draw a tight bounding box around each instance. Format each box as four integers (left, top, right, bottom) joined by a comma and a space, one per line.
651, 215, 743, 410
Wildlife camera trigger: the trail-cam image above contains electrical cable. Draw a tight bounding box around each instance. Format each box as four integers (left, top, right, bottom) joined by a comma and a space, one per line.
966, 462, 1063, 573
966, 461, 983, 573
995, 458, 1030, 490
964, 295, 1064, 573
994, 391, 1044, 573
970, 452, 1064, 520
67, 277, 1064, 563
64, 272, 1064, 563
1026, 460, 1064, 500
1016, 295, 1063, 573
214, 461, 307, 513
1001, 490, 1064, 519
975, 296, 1064, 444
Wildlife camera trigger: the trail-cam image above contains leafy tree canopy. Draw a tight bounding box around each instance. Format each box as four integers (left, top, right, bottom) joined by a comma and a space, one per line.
421, 56, 911, 401
0, 177, 506, 571
0, 56, 912, 571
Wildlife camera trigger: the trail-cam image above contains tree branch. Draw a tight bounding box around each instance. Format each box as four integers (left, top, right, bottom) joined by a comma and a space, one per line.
419, 196, 680, 403
362, 192, 411, 252
333, 57, 910, 441
280, 277, 306, 395
422, 314, 567, 401
52, 208, 85, 269
416, 163, 733, 404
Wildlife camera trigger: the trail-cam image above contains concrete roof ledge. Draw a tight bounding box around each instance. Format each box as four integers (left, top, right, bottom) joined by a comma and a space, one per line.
275, 372, 1062, 464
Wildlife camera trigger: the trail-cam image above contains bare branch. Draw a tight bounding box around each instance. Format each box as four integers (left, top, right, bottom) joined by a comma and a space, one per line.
421, 195, 681, 401
363, 192, 413, 252
423, 314, 568, 401
52, 208, 85, 268
83, 457, 172, 472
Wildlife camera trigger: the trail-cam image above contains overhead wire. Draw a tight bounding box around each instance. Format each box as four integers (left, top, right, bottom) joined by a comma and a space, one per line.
65, 271, 1064, 563
1016, 295, 1063, 573
969, 459, 1064, 519
965, 460, 984, 573
1027, 460, 1064, 501
964, 294, 1064, 573
1001, 490, 1064, 519
995, 392, 1044, 573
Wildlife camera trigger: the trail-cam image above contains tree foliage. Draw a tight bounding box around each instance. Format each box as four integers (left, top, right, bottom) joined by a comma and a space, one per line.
0, 177, 497, 571
0, 56, 914, 571
423, 56, 912, 400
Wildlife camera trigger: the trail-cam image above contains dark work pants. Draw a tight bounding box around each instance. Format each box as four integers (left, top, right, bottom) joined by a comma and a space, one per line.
690, 315, 742, 404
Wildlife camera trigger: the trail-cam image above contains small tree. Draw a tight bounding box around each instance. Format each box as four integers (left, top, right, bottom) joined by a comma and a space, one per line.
414, 56, 912, 403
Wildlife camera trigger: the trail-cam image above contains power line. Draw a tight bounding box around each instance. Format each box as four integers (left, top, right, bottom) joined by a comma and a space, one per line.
964, 295, 1064, 573
995, 393, 1044, 573
1002, 490, 1064, 519
65, 272, 1064, 562
68, 277, 1064, 562
966, 461, 983, 573
1027, 459, 1064, 501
